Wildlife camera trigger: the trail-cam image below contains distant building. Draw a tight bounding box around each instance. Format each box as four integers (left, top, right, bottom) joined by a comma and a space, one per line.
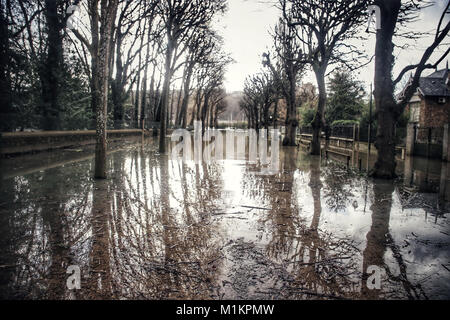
402, 66, 450, 127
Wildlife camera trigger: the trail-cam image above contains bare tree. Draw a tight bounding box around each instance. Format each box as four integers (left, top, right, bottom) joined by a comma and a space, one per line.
371, 0, 450, 178
71, 0, 118, 178
0, 0, 13, 131
39, 0, 82, 130
109, 0, 154, 129
156, 0, 227, 152
241, 70, 277, 131
263, 17, 305, 145
254, 71, 278, 130
198, 51, 232, 132
280, 0, 369, 154
212, 90, 227, 127
176, 28, 217, 128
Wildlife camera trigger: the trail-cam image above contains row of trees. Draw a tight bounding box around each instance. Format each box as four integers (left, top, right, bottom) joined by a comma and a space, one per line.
0, 0, 232, 177
240, 0, 449, 179
241, 67, 366, 136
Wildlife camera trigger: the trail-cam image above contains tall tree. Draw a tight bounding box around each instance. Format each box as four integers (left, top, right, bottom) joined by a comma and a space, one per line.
263, 17, 305, 145
40, 0, 64, 130
371, 0, 450, 178
198, 52, 231, 132
0, 0, 12, 131
281, 0, 369, 154
176, 29, 217, 128
74, 0, 119, 178
110, 0, 147, 129
326, 70, 365, 125
156, 0, 227, 153
241, 70, 277, 131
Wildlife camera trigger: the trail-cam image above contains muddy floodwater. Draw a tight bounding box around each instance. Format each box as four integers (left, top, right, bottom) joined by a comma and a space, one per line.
1, 136, 449, 300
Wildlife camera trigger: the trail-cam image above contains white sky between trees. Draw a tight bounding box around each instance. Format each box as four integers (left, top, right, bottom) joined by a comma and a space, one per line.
218, 0, 449, 94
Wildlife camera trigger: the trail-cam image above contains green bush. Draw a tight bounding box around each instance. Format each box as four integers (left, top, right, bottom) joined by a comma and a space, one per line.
299, 107, 316, 127
331, 119, 359, 126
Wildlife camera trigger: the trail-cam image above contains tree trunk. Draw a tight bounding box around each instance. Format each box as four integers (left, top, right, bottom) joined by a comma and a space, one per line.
311, 66, 326, 155
264, 101, 269, 130
159, 37, 175, 153
111, 34, 124, 129
141, 76, 148, 127
361, 179, 393, 298
178, 64, 194, 128
273, 99, 278, 129
92, 0, 118, 179
154, 78, 162, 122
214, 104, 219, 128
201, 92, 210, 135
371, 0, 402, 179
41, 0, 64, 131
0, 0, 12, 132
140, 19, 153, 127
195, 89, 202, 121
148, 67, 156, 121
174, 83, 183, 126
209, 102, 215, 128
175, 63, 188, 126
253, 104, 259, 131
134, 76, 140, 127
169, 86, 175, 128
283, 73, 297, 146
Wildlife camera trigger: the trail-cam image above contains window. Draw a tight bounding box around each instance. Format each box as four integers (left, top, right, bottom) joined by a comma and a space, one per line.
409, 102, 420, 122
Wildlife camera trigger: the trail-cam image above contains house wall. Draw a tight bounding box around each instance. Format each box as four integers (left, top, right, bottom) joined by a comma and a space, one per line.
419, 96, 450, 127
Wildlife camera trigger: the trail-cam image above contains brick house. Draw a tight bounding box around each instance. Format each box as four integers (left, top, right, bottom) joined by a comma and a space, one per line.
403, 67, 450, 127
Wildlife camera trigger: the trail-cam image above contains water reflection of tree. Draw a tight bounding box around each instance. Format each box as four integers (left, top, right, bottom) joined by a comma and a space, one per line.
99, 145, 224, 299
361, 179, 427, 300
243, 148, 361, 299
0, 163, 93, 299
284, 158, 360, 299
322, 162, 355, 212
0, 141, 226, 299
264, 147, 301, 263
84, 179, 113, 299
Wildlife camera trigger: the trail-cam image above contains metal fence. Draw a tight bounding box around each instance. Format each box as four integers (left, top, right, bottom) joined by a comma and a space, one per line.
330, 126, 355, 140
299, 126, 314, 135
299, 124, 407, 147
359, 125, 377, 144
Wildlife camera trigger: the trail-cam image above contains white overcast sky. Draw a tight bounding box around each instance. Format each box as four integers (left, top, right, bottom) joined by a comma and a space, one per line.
216, 0, 449, 94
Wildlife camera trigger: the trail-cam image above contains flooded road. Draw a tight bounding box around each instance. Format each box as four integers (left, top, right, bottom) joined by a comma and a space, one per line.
1, 136, 449, 300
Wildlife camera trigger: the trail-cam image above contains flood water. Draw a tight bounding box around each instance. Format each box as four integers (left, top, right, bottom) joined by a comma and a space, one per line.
0, 135, 449, 300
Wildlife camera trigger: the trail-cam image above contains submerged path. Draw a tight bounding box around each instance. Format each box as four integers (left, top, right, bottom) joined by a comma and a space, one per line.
0, 136, 449, 299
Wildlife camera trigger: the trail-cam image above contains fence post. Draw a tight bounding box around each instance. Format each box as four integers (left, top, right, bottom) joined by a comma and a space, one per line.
352, 124, 356, 166
406, 123, 415, 156
404, 155, 414, 187
443, 124, 450, 162
357, 124, 360, 165
439, 162, 448, 205
427, 127, 432, 158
